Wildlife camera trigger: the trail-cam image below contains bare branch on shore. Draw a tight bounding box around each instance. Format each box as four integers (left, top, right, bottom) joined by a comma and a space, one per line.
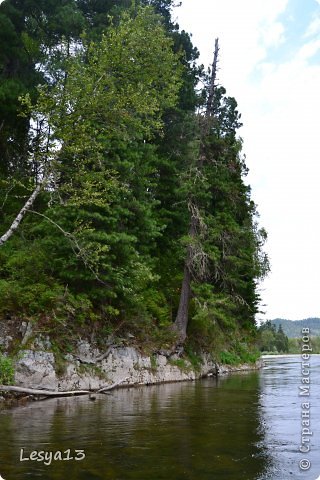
0, 377, 129, 399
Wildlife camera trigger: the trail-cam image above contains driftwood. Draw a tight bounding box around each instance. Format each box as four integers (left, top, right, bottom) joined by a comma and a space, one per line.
94, 346, 113, 363
0, 377, 129, 399
97, 377, 129, 393
0, 386, 90, 397
75, 346, 114, 365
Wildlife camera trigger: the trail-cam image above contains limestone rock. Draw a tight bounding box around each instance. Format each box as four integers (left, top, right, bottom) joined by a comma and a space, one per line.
13, 336, 258, 393
15, 350, 57, 390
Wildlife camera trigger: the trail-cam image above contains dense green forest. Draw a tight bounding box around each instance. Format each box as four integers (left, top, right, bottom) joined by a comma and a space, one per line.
257, 321, 289, 354
0, 0, 269, 362
269, 318, 320, 338
257, 319, 320, 354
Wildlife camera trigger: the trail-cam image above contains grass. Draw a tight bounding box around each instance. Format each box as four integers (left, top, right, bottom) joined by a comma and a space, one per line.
0, 353, 15, 385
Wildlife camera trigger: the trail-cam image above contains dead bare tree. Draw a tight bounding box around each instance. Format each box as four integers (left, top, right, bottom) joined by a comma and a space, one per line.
173, 39, 219, 342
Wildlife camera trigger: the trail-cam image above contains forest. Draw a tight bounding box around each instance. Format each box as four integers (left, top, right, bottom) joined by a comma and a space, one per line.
257, 320, 320, 355
269, 318, 320, 338
0, 0, 269, 364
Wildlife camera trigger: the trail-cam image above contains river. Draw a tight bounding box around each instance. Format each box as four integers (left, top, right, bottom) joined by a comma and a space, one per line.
0, 355, 319, 480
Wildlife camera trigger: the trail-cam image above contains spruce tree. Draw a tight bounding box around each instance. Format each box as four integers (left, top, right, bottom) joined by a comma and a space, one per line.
173, 40, 269, 345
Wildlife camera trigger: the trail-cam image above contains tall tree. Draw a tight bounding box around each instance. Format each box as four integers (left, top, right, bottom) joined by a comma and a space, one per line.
0, 6, 182, 321
173, 39, 269, 343
174, 39, 220, 341
0, 0, 268, 351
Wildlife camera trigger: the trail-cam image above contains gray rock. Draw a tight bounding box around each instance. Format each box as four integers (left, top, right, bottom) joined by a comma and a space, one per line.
0, 335, 13, 350
13, 340, 257, 394
15, 350, 57, 390
20, 321, 33, 346
76, 340, 100, 364
33, 335, 52, 351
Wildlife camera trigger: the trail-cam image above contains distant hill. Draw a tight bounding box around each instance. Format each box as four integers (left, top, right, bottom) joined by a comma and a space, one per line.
269, 318, 320, 338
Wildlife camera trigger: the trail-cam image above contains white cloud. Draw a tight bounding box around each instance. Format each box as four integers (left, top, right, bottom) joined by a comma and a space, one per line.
176, 0, 289, 96
241, 54, 320, 319
239, 43, 320, 319
177, 0, 320, 319
304, 14, 320, 37
260, 21, 286, 47
297, 38, 320, 60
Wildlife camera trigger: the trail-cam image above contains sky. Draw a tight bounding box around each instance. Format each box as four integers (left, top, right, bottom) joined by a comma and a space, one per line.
174, 0, 320, 321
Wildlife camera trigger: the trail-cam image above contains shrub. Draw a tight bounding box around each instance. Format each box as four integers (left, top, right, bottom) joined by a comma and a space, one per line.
0, 354, 15, 385
219, 350, 241, 365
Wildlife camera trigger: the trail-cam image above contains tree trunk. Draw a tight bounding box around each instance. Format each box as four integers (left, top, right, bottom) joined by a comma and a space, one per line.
0, 377, 129, 399
205, 38, 219, 122
0, 182, 43, 246
174, 263, 191, 342
173, 214, 197, 341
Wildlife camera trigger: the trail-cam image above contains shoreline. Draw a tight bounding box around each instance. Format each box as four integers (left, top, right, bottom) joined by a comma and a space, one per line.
0, 348, 262, 408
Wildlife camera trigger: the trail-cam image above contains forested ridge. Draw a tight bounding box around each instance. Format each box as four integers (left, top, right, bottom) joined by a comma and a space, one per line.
269, 318, 320, 338
257, 319, 320, 354
0, 0, 269, 363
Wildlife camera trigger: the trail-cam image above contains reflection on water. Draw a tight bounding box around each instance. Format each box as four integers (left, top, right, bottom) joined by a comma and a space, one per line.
257, 355, 320, 480
0, 356, 319, 480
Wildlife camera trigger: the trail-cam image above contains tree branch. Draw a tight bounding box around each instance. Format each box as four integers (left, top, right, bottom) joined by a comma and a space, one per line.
0, 377, 129, 399
0, 385, 90, 397
97, 377, 129, 393
29, 209, 108, 285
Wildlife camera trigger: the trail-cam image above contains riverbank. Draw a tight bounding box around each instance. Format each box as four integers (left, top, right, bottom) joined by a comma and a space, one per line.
0, 334, 261, 407
14, 341, 261, 390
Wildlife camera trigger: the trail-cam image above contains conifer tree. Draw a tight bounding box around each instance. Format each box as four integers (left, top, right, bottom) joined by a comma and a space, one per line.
173, 39, 269, 344
0, 6, 182, 322
0, 0, 268, 351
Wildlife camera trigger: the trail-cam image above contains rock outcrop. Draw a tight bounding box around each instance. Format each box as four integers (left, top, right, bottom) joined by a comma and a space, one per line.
0, 325, 261, 392
13, 341, 221, 391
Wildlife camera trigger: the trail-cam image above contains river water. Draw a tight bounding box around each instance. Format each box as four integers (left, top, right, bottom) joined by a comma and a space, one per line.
0, 355, 319, 480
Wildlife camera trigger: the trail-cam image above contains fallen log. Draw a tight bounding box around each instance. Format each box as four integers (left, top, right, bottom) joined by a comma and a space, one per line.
0, 377, 129, 399
0, 385, 90, 397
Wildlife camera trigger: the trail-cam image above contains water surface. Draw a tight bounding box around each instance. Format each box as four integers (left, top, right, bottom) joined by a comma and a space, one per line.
0, 355, 319, 480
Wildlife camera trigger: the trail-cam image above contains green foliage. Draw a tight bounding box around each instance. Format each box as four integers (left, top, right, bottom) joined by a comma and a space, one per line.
184, 346, 202, 371
143, 289, 172, 326
168, 357, 191, 372
257, 321, 289, 353
0, 0, 268, 359
219, 350, 241, 365
309, 336, 320, 353
234, 343, 260, 364
0, 353, 15, 385
288, 336, 320, 354
287, 338, 300, 354
219, 344, 260, 365
150, 354, 158, 371
268, 318, 320, 338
